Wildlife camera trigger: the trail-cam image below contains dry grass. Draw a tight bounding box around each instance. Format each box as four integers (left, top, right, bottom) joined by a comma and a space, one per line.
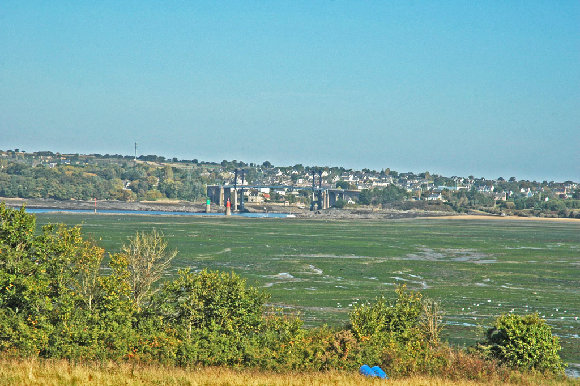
0, 359, 574, 386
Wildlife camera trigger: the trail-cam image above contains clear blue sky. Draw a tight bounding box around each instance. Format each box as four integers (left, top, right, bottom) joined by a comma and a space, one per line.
1, 1, 579, 181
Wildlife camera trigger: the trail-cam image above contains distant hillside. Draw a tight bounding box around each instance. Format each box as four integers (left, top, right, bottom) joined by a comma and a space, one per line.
1, 149, 579, 218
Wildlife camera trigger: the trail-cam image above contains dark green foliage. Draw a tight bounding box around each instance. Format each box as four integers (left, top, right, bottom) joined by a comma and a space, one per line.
357, 186, 409, 206
358, 189, 372, 205
0, 203, 137, 359
335, 181, 355, 190
153, 269, 268, 337
332, 199, 347, 209
478, 313, 564, 373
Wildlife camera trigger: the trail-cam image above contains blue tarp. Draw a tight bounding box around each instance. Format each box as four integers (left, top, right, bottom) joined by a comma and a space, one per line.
359, 364, 388, 379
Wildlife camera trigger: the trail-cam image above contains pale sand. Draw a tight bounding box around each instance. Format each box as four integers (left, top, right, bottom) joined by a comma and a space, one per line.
424, 214, 580, 223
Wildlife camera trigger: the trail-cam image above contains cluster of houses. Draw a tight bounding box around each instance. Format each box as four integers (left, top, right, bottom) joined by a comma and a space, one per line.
216, 165, 578, 205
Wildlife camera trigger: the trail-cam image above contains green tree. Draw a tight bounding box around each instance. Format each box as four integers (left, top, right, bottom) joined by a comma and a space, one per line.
479, 313, 564, 373
0, 204, 137, 359
377, 185, 408, 204
358, 189, 372, 205
154, 269, 268, 339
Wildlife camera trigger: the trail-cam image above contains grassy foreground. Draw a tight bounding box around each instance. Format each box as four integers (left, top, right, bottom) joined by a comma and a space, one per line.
0, 359, 573, 386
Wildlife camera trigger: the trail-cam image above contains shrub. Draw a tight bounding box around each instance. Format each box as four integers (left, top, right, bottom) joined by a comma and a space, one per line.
332, 199, 347, 209
249, 310, 305, 370
153, 269, 268, 337
350, 285, 425, 345
289, 326, 362, 371
348, 285, 449, 376
478, 313, 564, 373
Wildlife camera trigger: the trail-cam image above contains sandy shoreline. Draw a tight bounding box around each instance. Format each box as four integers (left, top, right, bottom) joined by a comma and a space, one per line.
424, 214, 580, 223
2, 197, 579, 222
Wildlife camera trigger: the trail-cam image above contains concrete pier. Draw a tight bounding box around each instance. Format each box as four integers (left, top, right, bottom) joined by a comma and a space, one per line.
206, 184, 361, 211
232, 189, 238, 211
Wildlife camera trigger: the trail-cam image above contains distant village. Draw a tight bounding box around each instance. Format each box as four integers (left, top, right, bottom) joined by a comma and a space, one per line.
1, 149, 579, 217
223, 165, 576, 203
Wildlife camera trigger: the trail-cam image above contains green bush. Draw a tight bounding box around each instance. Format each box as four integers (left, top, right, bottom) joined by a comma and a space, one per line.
348, 285, 450, 376
153, 269, 268, 337
478, 313, 564, 373
0, 203, 137, 360
350, 285, 424, 344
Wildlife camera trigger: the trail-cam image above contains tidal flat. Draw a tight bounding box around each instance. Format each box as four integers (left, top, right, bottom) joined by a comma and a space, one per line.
36, 214, 580, 372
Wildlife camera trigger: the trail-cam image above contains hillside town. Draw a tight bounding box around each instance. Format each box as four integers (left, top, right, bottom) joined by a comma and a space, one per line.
1, 149, 579, 217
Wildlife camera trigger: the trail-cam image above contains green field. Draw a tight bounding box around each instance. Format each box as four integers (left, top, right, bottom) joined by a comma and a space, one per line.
35, 214, 580, 371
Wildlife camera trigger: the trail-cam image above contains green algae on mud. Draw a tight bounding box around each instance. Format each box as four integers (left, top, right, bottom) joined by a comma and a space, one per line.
35, 214, 580, 372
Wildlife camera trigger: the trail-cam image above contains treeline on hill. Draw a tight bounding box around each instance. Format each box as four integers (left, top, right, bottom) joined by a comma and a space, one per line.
440, 189, 580, 218
0, 160, 206, 202
0, 204, 566, 380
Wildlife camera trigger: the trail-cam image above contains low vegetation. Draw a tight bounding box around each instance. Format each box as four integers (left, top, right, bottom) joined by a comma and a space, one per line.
0, 204, 571, 382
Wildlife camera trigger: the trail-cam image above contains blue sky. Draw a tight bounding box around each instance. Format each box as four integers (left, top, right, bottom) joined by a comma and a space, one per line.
1, 1, 579, 181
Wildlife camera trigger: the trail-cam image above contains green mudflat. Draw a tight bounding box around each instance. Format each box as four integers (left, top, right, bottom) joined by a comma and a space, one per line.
35, 214, 580, 369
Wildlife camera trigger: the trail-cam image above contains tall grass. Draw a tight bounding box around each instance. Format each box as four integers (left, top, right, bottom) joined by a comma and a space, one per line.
0, 359, 573, 386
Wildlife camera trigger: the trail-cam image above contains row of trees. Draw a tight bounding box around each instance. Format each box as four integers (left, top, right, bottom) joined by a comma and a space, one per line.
0, 204, 565, 377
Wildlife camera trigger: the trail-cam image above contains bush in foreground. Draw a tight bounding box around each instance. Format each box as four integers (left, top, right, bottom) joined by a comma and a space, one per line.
478, 313, 565, 373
